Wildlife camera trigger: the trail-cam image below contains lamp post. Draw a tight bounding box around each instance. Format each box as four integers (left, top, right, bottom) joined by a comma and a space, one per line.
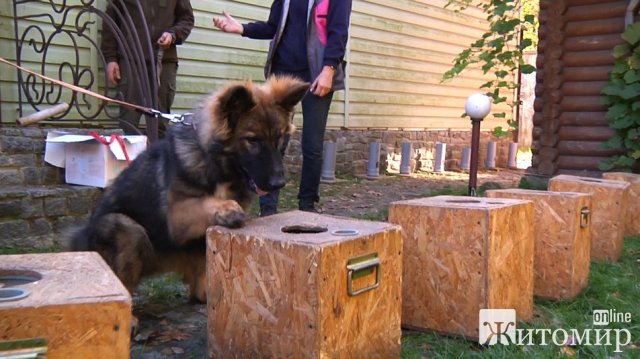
465, 93, 491, 196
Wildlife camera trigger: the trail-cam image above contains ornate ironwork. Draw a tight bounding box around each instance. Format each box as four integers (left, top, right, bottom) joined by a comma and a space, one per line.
12, 0, 159, 140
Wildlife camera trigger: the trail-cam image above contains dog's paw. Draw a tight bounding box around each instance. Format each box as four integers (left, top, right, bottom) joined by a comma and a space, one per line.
212, 200, 245, 228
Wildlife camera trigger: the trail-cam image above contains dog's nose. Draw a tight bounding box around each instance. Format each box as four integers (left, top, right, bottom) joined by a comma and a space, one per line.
269, 177, 286, 190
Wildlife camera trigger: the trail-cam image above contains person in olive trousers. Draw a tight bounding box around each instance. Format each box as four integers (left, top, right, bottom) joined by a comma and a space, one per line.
102, 0, 194, 135
213, 0, 352, 216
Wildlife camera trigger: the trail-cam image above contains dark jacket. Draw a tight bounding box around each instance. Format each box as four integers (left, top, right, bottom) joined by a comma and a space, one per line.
101, 0, 194, 64
242, 0, 352, 91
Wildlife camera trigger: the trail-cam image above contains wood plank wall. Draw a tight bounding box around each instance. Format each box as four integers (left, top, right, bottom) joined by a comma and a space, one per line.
1, 0, 510, 132
532, 0, 627, 176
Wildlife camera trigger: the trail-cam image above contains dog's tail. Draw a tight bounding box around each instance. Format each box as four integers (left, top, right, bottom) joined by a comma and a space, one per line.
70, 213, 156, 292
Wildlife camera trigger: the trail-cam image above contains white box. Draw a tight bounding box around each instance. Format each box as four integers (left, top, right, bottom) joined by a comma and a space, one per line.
45, 132, 147, 188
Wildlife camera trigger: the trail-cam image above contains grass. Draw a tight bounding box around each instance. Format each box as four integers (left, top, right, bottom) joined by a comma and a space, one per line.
2, 174, 639, 358
402, 237, 640, 358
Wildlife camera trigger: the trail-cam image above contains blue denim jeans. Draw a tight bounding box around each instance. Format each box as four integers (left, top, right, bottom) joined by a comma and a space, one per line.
259, 69, 334, 210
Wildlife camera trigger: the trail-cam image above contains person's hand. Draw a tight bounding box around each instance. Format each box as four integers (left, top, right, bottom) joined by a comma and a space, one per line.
157, 32, 174, 49
310, 66, 335, 97
106, 61, 121, 86
213, 11, 243, 34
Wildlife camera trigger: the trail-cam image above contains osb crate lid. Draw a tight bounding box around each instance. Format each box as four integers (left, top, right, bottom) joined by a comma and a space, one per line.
486, 188, 591, 198
602, 172, 640, 182
0, 252, 131, 308
389, 195, 531, 209
209, 210, 400, 246
550, 175, 630, 189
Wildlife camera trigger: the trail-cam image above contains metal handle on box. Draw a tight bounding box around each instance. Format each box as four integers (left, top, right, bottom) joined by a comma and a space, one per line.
580, 207, 590, 228
346, 255, 380, 296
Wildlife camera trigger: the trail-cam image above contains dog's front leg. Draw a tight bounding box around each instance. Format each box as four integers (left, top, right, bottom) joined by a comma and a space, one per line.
168, 195, 245, 246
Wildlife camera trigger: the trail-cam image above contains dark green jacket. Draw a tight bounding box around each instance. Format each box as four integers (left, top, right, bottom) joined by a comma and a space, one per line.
101, 0, 194, 64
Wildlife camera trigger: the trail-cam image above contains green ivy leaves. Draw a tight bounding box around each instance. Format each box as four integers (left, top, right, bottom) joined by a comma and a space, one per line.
442, 0, 538, 138
600, 21, 640, 171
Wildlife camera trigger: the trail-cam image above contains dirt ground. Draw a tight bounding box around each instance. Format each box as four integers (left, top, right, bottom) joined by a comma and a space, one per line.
130, 168, 525, 358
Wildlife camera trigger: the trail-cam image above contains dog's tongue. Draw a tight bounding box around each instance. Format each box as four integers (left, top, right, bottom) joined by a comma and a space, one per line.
255, 187, 268, 196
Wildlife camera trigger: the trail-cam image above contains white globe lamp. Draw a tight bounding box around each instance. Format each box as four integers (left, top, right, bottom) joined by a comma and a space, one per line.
465, 93, 491, 197
465, 93, 491, 119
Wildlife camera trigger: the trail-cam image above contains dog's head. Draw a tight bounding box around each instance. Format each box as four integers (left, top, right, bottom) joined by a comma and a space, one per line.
197, 75, 309, 194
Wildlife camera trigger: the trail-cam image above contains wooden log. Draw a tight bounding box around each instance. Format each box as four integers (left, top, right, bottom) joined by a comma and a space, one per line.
562, 81, 608, 96
388, 196, 534, 339
564, 18, 625, 37
565, 1, 628, 22
544, 71, 564, 89
536, 69, 545, 84
557, 155, 609, 170
563, 50, 615, 67
558, 126, 614, 141
548, 1, 568, 17
563, 66, 612, 82
538, 25, 547, 41
539, 133, 560, 147
564, 34, 625, 52
539, 0, 549, 10
557, 140, 624, 156
543, 89, 564, 104
533, 113, 545, 126
565, 0, 624, 6
602, 172, 640, 236
549, 175, 630, 261
206, 211, 402, 358
0, 252, 131, 359
539, 146, 560, 160
485, 189, 591, 300
561, 96, 608, 112
531, 140, 541, 151
542, 118, 562, 135
534, 98, 544, 113
546, 47, 564, 61
538, 159, 559, 175
559, 112, 610, 126
557, 169, 604, 177
532, 127, 543, 140
532, 154, 541, 167
542, 104, 562, 122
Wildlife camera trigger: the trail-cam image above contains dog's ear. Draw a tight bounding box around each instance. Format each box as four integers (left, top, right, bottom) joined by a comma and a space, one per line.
219, 84, 256, 130
277, 80, 310, 111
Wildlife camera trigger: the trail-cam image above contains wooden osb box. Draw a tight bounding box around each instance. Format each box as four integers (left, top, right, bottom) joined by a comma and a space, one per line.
206, 210, 402, 358
486, 189, 591, 300
602, 172, 640, 237
388, 195, 534, 339
0, 252, 131, 359
548, 174, 630, 262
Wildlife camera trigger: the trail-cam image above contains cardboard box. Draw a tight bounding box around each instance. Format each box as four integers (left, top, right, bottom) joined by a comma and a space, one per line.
45, 132, 147, 188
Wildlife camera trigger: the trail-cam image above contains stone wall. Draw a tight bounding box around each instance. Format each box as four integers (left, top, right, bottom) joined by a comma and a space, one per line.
0, 126, 513, 248
0, 127, 102, 248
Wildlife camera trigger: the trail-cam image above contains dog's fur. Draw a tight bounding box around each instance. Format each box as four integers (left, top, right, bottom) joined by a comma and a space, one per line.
71, 76, 309, 302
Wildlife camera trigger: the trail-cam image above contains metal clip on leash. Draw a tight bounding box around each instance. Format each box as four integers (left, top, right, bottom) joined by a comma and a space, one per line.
150, 110, 194, 126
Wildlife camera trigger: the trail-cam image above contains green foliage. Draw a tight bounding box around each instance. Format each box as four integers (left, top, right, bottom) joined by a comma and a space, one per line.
600, 21, 640, 172
443, 0, 538, 135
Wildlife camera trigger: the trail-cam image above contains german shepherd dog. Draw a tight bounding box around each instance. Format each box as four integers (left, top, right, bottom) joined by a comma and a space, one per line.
71, 76, 309, 303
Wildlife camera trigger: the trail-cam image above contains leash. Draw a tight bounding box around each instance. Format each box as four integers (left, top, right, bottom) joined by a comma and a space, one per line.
0, 56, 192, 125
89, 131, 132, 165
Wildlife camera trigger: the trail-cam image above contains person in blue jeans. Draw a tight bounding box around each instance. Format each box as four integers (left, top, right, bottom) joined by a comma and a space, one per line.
213, 0, 352, 216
